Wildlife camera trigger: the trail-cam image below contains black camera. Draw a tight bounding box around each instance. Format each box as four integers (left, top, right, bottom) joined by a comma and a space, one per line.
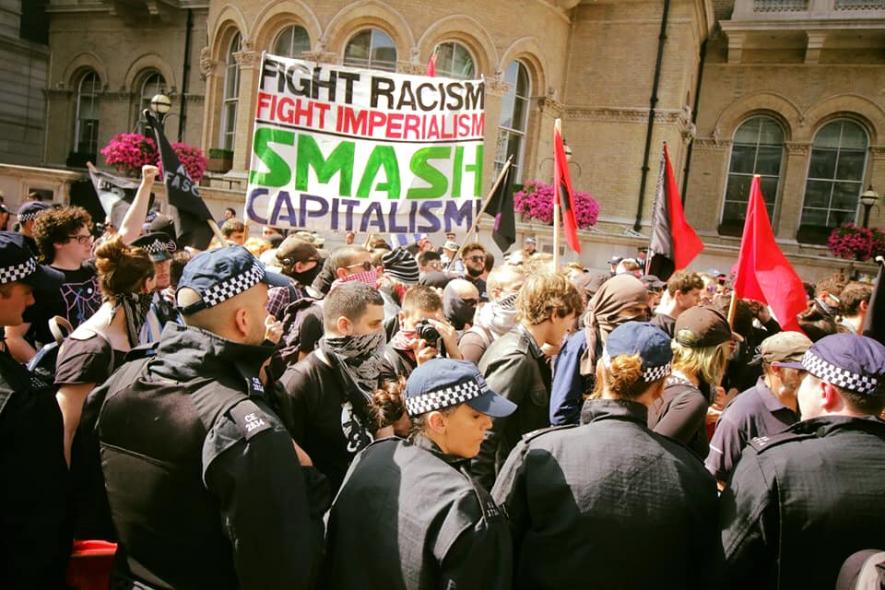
415, 320, 440, 343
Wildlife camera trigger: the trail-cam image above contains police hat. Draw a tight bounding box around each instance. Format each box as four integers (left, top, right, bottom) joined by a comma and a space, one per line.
132, 232, 176, 262
801, 333, 885, 396
0, 231, 63, 290
17, 201, 50, 222
405, 358, 517, 418
603, 322, 673, 382
176, 245, 290, 315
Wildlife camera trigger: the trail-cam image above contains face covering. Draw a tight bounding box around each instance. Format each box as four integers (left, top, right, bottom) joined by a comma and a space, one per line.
445, 295, 477, 330
116, 291, 153, 347
321, 330, 387, 396
291, 259, 324, 287
340, 269, 378, 288
477, 292, 518, 337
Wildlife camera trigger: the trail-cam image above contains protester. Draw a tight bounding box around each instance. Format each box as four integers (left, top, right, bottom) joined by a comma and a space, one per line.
650, 269, 703, 337
379, 246, 421, 327
417, 249, 441, 276
0, 232, 69, 589
325, 359, 515, 589
274, 281, 390, 491
549, 274, 649, 426
522, 236, 537, 258
640, 274, 666, 308
607, 255, 622, 276
95, 245, 327, 589
473, 272, 582, 489
615, 257, 641, 276
131, 232, 179, 344
839, 282, 872, 334
220, 218, 247, 245
721, 333, 885, 589
648, 306, 732, 458
368, 377, 411, 438
55, 236, 155, 467
461, 242, 488, 299
459, 265, 525, 363
493, 322, 719, 589
443, 278, 480, 331
440, 240, 461, 271
344, 230, 356, 245
797, 303, 840, 341
706, 331, 811, 486
266, 237, 321, 319
328, 245, 376, 289
384, 285, 461, 378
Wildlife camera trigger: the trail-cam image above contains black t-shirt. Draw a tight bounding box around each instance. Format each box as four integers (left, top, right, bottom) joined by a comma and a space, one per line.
55, 332, 126, 387
23, 263, 102, 349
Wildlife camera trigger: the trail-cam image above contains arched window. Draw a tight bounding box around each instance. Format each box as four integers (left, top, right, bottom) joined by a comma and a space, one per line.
800, 119, 869, 239
273, 25, 310, 58
343, 28, 397, 72
433, 41, 475, 79
494, 60, 530, 181
74, 70, 101, 157
137, 71, 166, 129
720, 116, 785, 233
220, 33, 241, 152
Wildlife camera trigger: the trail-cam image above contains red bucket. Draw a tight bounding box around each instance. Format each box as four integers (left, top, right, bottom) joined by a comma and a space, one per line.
65, 540, 117, 590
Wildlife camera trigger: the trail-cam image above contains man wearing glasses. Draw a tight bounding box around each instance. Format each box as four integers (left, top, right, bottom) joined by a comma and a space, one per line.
3, 206, 100, 363
461, 242, 488, 301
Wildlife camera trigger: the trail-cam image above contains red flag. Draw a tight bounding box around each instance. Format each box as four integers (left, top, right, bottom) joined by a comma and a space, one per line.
426, 52, 437, 77
553, 122, 581, 254
732, 176, 806, 332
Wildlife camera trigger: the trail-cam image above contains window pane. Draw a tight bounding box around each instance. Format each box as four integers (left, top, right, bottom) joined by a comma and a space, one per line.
758, 119, 784, 144
515, 63, 530, 98
803, 180, 831, 208
729, 145, 756, 174
498, 94, 514, 130
733, 118, 760, 144
801, 207, 828, 227
836, 150, 866, 181
452, 44, 474, 78
808, 149, 837, 179
755, 146, 782, 176
344, 31, 370, 64
839, 121, 867, 149
831, 181, 860, 210
725, 174, 752, 204
760, 177, 779, 205
813, 122, 842, 149
722, 202, 746, 224
370, 29, 396, 71
512, 96, 527, 132
274, 26, 310, 57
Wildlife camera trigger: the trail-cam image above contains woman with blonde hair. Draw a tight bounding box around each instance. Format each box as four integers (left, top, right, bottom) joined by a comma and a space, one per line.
647, 305, 733, 458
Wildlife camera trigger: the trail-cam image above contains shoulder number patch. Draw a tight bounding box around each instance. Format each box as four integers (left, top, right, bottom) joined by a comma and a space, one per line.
229, 401, 273, 441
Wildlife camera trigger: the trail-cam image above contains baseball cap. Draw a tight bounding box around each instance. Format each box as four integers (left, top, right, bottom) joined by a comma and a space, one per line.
17, 201, 50, 222
443, 240, 459, 252
603, 322, 673, 382
0, 231, 63, 290
640, 274, 666, 291
524, 237, 536, 245
801, 333, 885, 396
176, 245, 290, 314
674, 306, 733, 348
132, 232, 176, 263
276, 236, 319, 267
608, 255, 623, 265
405, 358, 517, 418
760, 331, 813, 369
382, 247, 420, 285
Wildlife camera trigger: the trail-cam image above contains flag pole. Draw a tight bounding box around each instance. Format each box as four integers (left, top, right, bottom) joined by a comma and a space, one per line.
553, 119, 563, 270
207, 219, 227, 245
646, 142, 666, 276
446, 155, 513, 272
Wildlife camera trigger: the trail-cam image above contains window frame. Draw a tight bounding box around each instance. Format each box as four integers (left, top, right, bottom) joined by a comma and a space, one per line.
136, 71, 167, 130
432, 41, 476, 80
74, 70, 101, 156
343, 28, 398, 72
718, 115, 786, 236
219, 32, 242, 152
494, 60, 531, 182
273, 24, 311, 58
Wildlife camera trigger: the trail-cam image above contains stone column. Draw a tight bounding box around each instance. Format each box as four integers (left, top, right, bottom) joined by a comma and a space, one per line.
482, 75, 510, 192
777, 141, 811, 241
231, 46, 261, 176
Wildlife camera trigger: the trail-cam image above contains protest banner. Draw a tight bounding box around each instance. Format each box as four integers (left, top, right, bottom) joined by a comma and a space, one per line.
245, 54, 486, 235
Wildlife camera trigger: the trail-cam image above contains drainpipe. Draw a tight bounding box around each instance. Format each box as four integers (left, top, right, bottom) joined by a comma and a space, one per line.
681, 37, 708, 203
177, 8, 193, 142
633, 0, 671, 232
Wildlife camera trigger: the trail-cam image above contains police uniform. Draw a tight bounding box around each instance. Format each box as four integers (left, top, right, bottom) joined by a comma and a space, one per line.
721, 333, 885, 590
132, 232, 182, 344
493, 323, 720, 590
0, 232, 69, 589
96, 246, 328, 589
325, 359, 516, 589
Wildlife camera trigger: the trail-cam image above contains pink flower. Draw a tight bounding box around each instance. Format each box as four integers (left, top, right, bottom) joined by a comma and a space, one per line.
514, 179, 600, 229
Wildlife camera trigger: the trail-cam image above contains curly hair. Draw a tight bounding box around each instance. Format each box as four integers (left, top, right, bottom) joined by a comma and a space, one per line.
516, 271, 584, 325
94, 236, 155, 301
592, 353, 663, 400
369, 378, 408, 432
32, 206, 93, 262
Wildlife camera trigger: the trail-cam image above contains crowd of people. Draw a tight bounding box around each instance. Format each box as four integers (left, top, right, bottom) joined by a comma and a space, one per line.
1, 165, 883, 590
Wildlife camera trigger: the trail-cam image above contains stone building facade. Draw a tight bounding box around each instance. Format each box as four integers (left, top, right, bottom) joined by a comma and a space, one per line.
21, 0, 885, 276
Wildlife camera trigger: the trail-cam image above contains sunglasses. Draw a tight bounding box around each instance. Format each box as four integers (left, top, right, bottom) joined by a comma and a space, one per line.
347, 260, 374, 271
467, 255, 485, 263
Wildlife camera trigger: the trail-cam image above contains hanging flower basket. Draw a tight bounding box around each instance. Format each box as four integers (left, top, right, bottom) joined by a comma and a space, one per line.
100, 133, 207, 183
513, 179, 600, 229
827, 223, 885, 262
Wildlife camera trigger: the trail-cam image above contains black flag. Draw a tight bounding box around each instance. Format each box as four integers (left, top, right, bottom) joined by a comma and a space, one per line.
86, 163, 144, 229
145, 111, 214, 250
862, 257, 884, 345
484, 163, 516, 253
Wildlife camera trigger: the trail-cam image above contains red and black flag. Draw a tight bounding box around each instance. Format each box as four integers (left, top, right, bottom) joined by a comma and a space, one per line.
553, 120, 581, 254
145, 110, 214, 250
647, 142, 703, 280
484, 160, 516, 253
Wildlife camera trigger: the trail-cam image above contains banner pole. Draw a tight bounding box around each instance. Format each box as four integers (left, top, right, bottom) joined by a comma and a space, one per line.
207, 219, 226, 245
553, 119, 562, 270
727, 288, 738, 329
446, 155, 513, 272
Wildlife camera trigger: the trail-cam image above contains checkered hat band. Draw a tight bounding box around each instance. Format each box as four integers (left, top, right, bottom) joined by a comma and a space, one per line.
602, 354, 672, 383
18, 212, 41, 222
0, 257, 36, 285
802, 351, 878, 395
141, 239, 175, 255
406, 379, 486, 416
199, 263, 264, 309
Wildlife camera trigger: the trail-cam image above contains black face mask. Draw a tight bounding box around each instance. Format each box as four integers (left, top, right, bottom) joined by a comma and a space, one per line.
290, 258, 324, 286
445, 296, 477, 330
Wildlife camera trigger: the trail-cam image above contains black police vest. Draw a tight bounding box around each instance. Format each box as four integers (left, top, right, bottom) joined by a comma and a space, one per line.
97, 360, 246, 589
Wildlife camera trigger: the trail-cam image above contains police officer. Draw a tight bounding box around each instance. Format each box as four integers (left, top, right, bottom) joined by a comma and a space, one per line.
325, 358, 516, 589
0, 232, 69, 589
96, 246, 327, 589
131, 231, 180, 343
493, 322, 719, 589
721, 333, 885, 590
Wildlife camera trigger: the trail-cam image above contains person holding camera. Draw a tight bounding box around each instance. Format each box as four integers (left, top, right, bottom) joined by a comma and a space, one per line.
384, 285, 462, 379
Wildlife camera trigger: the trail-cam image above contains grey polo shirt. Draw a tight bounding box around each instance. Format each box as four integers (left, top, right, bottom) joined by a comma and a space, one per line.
705, 378, 800, 481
